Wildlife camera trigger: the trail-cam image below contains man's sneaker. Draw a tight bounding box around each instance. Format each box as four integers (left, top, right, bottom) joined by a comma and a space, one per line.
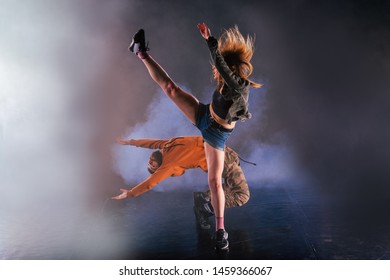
193, 205, 211, 230
203, 202, 214, 217
128, 29, 149, 54
193, 192, 206, 206
215, 229, 229, 250
193, 192, 214, 217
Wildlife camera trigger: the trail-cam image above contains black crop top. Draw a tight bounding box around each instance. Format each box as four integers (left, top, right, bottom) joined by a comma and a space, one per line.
212, 90, 233, 120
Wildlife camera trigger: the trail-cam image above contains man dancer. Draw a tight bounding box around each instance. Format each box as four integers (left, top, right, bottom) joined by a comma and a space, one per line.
112, 136, 250, 231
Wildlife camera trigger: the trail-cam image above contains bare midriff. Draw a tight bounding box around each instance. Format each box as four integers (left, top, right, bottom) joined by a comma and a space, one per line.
209, 104, 236, 130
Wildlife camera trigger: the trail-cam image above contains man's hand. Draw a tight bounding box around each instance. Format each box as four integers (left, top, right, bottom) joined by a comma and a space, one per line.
197, 22, 211, 40
111, 188, 129, 200
116, 138, 132, 145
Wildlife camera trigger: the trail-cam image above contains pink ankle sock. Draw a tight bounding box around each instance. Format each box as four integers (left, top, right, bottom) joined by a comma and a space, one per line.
137, 51, 149, 59
216, 216, 224, 230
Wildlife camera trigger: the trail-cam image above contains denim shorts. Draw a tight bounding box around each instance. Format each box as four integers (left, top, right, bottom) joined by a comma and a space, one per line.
195, 103, 233, 151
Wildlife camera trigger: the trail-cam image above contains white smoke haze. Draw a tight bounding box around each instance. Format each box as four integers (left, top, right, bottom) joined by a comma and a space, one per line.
0, 0, 302, 254
112, 89, 204, 192
112, 85, 302, 193
0, 0, 133, 259
2, 0, 388, 259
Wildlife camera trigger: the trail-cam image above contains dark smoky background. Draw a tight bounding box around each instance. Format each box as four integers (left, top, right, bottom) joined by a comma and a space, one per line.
100, 0, 390, 205
1, 0, 390, 258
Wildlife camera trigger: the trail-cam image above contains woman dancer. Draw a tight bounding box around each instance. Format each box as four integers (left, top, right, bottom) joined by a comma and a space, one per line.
125, 22, 260, 250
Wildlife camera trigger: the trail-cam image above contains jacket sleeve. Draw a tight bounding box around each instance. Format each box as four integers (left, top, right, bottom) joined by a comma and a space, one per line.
128, 139, 169, 149
127, 166, 174, 198
207, 36, 248, 91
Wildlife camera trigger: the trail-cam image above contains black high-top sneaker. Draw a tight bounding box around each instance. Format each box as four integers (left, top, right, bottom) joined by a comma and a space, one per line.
193, 192, 211, 230
193, 192, 215, 217
193, 205, 211, 230
215, 229, 229, 250
193, 192, 206, 206
128, 29, 149, 54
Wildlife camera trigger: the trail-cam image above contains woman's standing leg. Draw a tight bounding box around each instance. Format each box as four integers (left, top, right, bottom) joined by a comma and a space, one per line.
203, 142, 229, 250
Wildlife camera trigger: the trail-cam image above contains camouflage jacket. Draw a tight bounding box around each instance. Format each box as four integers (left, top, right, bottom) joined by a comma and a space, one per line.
207, 36, 251, 124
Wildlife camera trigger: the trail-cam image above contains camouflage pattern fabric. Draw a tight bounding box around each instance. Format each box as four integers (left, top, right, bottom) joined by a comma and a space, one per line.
203, 146, 250, 208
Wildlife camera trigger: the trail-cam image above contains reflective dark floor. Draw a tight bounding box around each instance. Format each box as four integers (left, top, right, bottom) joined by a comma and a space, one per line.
94, 184, 390, 260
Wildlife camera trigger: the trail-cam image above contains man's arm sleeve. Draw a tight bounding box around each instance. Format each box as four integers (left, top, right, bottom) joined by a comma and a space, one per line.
128, 139, 169, 149
127, 166, 173, 197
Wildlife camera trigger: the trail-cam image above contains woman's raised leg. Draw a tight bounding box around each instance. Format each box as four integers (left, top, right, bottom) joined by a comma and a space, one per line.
139, 55, 199, 124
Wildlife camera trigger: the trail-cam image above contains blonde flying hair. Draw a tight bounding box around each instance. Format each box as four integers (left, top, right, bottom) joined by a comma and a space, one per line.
215, 25, 261, 90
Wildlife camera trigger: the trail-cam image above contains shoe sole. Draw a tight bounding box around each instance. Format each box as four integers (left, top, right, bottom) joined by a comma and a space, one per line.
128, 29, 145, 53
215, 240, 229, 250
129, 43, 134, 52
215, 231, 229, 250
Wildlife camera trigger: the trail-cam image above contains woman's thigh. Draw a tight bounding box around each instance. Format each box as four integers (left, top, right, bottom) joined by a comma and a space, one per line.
204, 141, 225, 182
169, 87, 199, 125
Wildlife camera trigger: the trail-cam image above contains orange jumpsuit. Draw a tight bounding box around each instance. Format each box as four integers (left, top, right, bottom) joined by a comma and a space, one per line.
126, 136, 249, 208
126, 136, 207, 197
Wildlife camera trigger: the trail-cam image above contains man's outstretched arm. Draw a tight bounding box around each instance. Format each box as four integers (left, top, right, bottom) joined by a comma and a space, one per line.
116, 138, 169, 149
111, 166, 174, 199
